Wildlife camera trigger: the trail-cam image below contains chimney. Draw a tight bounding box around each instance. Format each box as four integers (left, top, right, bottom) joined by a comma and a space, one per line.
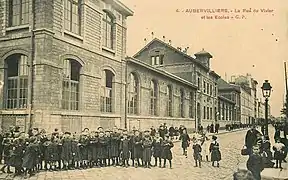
144, 38, 147, 45
163, 36, 166, 42
168, 40, 171, 45
151, 32, 154, 39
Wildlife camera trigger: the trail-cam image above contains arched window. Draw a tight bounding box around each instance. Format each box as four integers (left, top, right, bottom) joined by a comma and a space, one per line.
5, 54, 28, 109
166, 85, 172, 117
62, 59, 81, 110
64, 0, 81, 35
189, 91, 194, 118
102, 11, 114, 49
150, 80, 157, 115
128, 73, 138, 114
180, 89, 184, 117
101, 70, 114, 112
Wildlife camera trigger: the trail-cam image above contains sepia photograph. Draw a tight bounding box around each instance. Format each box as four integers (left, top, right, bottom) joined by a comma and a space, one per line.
0, 0, 287, 179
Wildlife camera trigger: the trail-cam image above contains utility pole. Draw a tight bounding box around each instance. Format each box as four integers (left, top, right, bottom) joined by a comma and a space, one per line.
284, 62, 288, 122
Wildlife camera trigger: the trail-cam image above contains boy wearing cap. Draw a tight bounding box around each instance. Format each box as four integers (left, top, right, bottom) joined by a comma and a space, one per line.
152, 132, 163, 167
110, 127, 121, 166
60, 132, 73, 170
192, 139, 202, 168
161, 135, 174, 169
79, 129, 90, 169
98, 131, 108, 167
120, 130, 130, 168
142, 130, 153, 168
132, 130, 143, 167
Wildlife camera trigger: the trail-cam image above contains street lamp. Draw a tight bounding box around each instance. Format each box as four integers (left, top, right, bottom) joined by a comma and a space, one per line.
261, 80, 272, 136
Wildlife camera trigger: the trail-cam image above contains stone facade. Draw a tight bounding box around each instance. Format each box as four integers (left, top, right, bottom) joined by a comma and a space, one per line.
133, 38, 220, 130
0, 0, 133, 132
126, 58, 197, 131
217, 95, 235, 127
217, 78, 241, 124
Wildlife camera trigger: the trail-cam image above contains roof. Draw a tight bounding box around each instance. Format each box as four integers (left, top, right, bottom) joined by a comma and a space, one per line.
194, 48, 213, 58
133, 38, 220, 79
218, 78, 241, 93
218, 95, 236, 104
112, 0, 134, 16
126, 57, 198, 89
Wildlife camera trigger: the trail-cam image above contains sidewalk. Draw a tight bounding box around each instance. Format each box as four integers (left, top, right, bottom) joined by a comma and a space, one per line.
238, 161, 288, 180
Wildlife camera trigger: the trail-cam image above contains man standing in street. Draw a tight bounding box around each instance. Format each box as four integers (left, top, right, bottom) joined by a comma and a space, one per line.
245, 125, 262, 155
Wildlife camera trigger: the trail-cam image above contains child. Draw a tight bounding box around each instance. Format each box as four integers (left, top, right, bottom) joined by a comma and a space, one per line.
179, 129, 190, 158
247, 145, 264, 180
152, 132, 163, 167
142, 130, 153, 168
71, 135, 81, 169
273, 138, 285, 169
1, 133, 12, 173
162, 135, 174, 169
120, 130, 130, 168
192, 139, 202, 168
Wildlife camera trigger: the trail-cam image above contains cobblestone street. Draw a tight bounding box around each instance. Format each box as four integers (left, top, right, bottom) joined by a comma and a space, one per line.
0, 130, 249, 180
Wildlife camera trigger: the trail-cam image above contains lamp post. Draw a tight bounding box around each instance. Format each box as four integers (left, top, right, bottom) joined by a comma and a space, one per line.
261, 80, 272, 136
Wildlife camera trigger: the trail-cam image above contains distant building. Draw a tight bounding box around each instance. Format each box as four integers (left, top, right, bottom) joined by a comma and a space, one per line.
217, 78, 241, 125
133, 38, 220, 130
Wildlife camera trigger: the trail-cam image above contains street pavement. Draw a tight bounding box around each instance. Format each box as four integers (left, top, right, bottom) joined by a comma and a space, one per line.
0, 129, 249, 180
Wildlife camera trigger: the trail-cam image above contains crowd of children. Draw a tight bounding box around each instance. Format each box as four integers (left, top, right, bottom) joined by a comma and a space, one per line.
0, 125, 174, 179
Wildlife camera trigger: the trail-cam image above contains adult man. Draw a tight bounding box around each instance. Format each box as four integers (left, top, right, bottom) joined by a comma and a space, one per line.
245, 125, 262, 155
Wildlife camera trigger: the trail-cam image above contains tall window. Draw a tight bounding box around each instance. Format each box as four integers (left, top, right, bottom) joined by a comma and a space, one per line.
166, 85, 173, 117
180, 89, 184, 117
207, 106, 209, 119
210, 107, 213, 120
189, 92, 194, 118
64, 0, 81, 35
8, 0, 29, 27
150, 80, 157, 115
128, 73, 138, 114
101, 70, 114, 113
102, 11, 114, 49
197, 77, 200, 89
62, 59, 81, 110
203, 81, 206, 93
5, 54, 28, 109
207, 83, 209, 95
222, 103, 225, 120
203, 106, 206, 119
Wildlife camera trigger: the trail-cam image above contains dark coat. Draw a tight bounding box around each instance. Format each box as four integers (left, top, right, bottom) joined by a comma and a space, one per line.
61, 138, 73, 162
87, 136, 98, 161
142, 135, 153, 162
45, 142, 60, 162
98, 136, 108, 159
247, 154, 264, 180
22, 143, 38, 169
120, 137, 130, 160
2, 138, 12, 164
159, 129, 166, 139
132, 136, 143, 159
110, 133, 120, 157
161, 139, 173, 160
152, 137, 163, 158
192, 143, 202, 160
71, 140, 81, 162
179, 134, 190, 149
10, 143, 24, 168
79, 135, 89, 160
209, 141, 221, 161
